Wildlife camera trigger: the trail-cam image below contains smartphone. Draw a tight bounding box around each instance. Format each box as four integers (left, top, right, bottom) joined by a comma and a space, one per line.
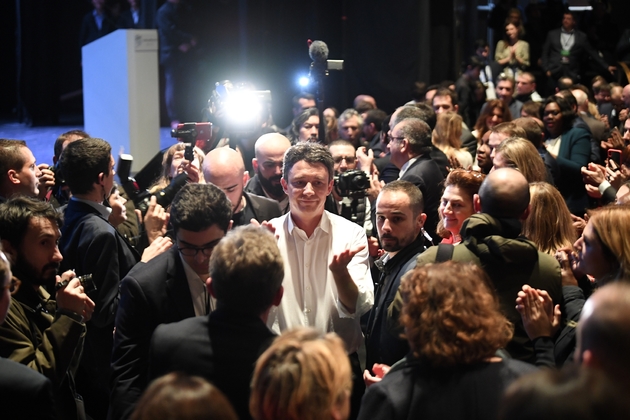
184, 143, 194, 161
608, 148, 622, 167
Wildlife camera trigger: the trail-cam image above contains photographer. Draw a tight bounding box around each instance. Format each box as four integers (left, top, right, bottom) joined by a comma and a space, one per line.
0, 196, 95, 420
329, 140, 371, 234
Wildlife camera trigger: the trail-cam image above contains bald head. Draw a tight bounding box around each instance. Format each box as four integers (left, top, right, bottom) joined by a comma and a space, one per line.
254, 133, 291, 159
578, 282, 630, 387
478, 168, 530, 218
203, 147, 247, 213
571, 89, 588, 112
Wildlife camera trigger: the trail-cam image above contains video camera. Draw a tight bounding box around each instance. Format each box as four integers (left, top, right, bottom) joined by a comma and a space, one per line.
117, 154, 188, 216
334, 170, 369, 198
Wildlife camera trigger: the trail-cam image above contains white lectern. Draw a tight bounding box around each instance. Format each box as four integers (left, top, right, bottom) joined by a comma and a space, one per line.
82, 29, 160, 170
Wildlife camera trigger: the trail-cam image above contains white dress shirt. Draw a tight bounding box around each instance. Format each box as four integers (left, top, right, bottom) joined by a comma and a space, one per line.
180, 254, 215, 316
267, 211, 373, 353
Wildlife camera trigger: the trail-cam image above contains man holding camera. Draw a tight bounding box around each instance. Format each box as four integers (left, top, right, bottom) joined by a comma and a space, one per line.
58, 138, 170, 419
329, 140, 371, 234
0, 196, 95, 420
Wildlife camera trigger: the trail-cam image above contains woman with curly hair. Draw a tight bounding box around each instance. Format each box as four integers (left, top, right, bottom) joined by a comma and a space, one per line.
473, 99, 512, 140
250, 327, 352, 420
358, 261, 536, 420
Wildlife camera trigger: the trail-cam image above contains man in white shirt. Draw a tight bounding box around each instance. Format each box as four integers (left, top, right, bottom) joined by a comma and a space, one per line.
266, 142, 373, 418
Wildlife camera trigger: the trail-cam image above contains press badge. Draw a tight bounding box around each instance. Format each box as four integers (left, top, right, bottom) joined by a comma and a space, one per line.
561, 49, 570, 64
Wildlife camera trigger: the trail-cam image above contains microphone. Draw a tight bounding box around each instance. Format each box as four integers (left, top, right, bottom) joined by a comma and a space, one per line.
309, 40, 329, 64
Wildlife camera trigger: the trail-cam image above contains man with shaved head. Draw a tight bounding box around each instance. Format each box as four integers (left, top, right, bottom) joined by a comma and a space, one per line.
409, 168, 562, 363
245, 133, 292, 213
576, 282, 630, 390
203, 147, 281, 226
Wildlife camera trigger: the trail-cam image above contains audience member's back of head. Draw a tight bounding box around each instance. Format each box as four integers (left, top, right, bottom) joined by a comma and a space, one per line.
131, 372, 237, 420
512, 117, 543, 149
400, 261, 512, 368
495, 137, 547, 183
579, 282, 630, 388
250, 327, 352, 420
478, 168, 530, 219
395, 105, 436, 130
59, 137, 111, 195
209, 225, 284, 316
500, 365, 630, 420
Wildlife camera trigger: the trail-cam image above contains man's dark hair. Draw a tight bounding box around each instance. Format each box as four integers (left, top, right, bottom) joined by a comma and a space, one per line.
556, 77, 574, 91
0, 140, 28, 185
289, 108, 320, 144
464, 55, 484, 72
355, 100, 375, 114
520, 101, 542, 120
474, 39, 489, 50
394, 105, 437, 131
512, 117, 544, 148
0, 196, 63, 249
558, 90, 578, 111
380, 180, 424, 217
433, 88, 459, 108
411, 81, 428, 102
53, 130, 90, 161
209, 225, 283, 316
60, 138, 112, 195
283, 142, 334, 181
593, 83, 611, 95
398, 118, 433, 156
169, 183, 232, 235
363, 109, 387, 131
292, 93, 316, 110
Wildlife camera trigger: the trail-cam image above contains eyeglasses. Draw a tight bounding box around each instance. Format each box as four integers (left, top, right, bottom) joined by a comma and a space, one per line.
176, 239, 222, 257
389, 136, 406, 143
333, 156, 356, 164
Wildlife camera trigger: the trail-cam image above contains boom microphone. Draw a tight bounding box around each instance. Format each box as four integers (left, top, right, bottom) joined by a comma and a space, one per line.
309, 40, 329, 64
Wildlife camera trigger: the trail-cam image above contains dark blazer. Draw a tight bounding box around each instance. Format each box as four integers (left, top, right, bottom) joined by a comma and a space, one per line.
109, 246, 195, 420
244, 174, 265, 197
148, 309, 276, 420
365, 238, 424, 369
60, 199, 139, 417
242, 192, 282, 224
400, 155, 445, 243
79, 11, 118, 47
542, 28, 609, 81
0, 357, 55, 420
544, 126, 591, 215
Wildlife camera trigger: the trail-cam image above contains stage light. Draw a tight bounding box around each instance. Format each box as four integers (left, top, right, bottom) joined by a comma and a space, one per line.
298, 76, 310, 88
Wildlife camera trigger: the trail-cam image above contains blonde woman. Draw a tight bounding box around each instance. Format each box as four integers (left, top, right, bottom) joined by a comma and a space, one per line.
432, 112, 474, 168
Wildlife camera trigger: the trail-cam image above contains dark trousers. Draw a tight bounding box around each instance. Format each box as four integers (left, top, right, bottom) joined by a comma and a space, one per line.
349, 352, 365, 420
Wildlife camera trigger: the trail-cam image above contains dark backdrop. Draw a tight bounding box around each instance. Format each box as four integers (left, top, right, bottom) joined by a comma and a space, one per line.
2, 0, 629, 127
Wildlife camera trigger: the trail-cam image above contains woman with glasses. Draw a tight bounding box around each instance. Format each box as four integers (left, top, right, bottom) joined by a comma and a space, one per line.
542, 95, 590, 215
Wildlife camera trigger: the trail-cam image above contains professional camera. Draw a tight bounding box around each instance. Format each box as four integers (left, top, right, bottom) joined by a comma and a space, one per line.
334, 170, 369, 198
49, 162, 71, 205
117, 154, 188, 217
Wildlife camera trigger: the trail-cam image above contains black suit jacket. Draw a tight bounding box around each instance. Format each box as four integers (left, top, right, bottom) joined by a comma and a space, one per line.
148, 309, 276, 420
0, 357, 55, 420
79, 11, 118, 47
60, 199, 140, 414
542, 28, 609, 81
109, 246, 195, 420
234, 192, 282, 226
365, 238, 424, 369
400, 155, 445, 243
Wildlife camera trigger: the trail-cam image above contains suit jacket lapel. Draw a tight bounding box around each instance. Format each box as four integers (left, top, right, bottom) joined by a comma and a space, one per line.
165, 248, 196, 319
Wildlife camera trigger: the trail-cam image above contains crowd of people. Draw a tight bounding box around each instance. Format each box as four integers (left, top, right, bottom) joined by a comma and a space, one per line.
2, 3, 630, 420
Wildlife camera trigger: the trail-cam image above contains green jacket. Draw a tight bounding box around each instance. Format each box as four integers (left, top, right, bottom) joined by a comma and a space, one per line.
0, 285, 86, 420
392, 214, 562, 363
